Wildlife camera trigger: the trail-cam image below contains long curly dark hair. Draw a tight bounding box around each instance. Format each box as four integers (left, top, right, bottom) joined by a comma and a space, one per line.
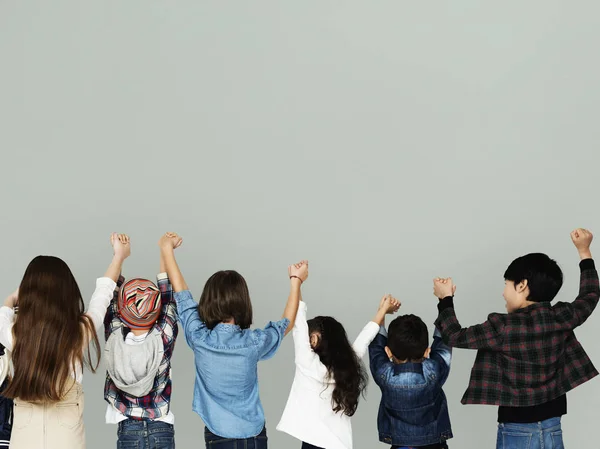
307, 316, 368, 416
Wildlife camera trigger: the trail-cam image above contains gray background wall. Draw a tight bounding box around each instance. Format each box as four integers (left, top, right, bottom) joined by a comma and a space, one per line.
1, 1, 599, 447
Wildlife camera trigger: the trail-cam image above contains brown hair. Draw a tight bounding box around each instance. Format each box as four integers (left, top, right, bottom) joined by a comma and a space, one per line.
4, 256, 101, 402
199, 270, 253, 330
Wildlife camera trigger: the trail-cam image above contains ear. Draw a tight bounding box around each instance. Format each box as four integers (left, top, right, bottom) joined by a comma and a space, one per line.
384, 346, 393, 360
516, 279, 529, 294
309, 333, 319, 349
424, 347, 431, 359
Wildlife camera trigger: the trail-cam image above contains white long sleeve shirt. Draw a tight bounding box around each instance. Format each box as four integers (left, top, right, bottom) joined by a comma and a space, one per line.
277, 301, 379, 449
0, 277, 116, 384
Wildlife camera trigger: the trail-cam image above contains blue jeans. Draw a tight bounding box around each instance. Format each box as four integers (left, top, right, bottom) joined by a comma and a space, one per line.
497, 417, 563, 449
204, 426, 267, 448
117, 419, 175, 449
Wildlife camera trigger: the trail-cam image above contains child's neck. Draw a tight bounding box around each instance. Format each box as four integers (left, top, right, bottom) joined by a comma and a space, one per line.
514, 300, 537, 312
222, 318, 236, 325
130, 328, 149, 336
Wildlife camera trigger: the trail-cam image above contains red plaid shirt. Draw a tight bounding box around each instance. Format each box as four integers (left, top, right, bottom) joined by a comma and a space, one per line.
435, 259, 599, 407
103, 274, 178, 419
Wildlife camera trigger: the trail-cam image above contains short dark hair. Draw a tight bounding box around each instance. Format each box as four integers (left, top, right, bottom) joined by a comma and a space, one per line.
387, 314, 429, 361
504, 253, 563, 302
199, 270, 253, 330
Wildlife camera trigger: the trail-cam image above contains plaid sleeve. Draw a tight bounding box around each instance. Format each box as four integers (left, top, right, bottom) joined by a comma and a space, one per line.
156, 273, 178, 355
104, 275, 125, 341
553, 259, 600, 329
435, 297, 505, 350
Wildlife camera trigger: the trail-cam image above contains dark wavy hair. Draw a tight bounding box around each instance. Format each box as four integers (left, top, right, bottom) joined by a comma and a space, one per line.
307, 316, 368, 416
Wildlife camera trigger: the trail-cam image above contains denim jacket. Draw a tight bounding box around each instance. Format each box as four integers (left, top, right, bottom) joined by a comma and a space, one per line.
174, 290, 289, 439
369, 326, 453, 447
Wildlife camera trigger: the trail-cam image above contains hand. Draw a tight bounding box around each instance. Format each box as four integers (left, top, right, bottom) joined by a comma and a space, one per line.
433, 277, 456, 299
159, 232, 183, 250
288, 260, 309, 283
378, 294, 401, 314
571, 228, 593, 257
111, 233, 131, 261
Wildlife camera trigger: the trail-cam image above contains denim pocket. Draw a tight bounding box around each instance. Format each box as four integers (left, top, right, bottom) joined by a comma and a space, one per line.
501, 431, 533, 449
56, 403, 80, 429
153, 435, 175, 449
117, 440, 140, 449
551, 430, 564, 449
12, 402, 33, 430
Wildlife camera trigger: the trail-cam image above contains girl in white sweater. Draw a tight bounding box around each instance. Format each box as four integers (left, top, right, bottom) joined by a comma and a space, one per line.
277, 284, 400, 449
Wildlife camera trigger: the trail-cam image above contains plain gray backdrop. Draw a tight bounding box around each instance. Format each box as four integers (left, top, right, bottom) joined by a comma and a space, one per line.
1, 1, 599, 448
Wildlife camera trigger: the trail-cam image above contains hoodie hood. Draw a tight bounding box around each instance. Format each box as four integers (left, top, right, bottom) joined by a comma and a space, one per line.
105, 328, 163, 397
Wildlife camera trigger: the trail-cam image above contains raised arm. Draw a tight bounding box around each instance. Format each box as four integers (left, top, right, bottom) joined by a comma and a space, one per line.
429, 327, 452, 385
104, 275, 125, 341
159, 232, 186, 292
87, 233, 130, 334
433, 278, 505, 350
368, 326, 389, 386
291, 301, 318, 368
353, 294, 400, 358
282, 260, 308, 336
0, 290, 18, 350
553, 229, 599, 328
158, 233, 204, 348
155, 271, 178, 353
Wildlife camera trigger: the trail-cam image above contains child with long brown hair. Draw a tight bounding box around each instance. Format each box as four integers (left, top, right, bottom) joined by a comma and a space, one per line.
0, 233, 131, 449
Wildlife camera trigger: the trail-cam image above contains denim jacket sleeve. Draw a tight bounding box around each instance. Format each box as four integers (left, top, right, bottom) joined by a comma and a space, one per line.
174, 290, 206, 349
368, 325, 390, 386
252, 317, 290, 361
430, 327, 452, 385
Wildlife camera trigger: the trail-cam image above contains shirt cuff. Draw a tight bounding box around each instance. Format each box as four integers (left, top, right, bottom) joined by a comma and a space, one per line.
298, 301, 307, 312
97, 277, 117, 290
378, 324, 388, 337
157, 272, 168, 281
174, 290, 197, 307
580, 259, 595, 271
433, 327, 442, 338
437, 296, 455, 312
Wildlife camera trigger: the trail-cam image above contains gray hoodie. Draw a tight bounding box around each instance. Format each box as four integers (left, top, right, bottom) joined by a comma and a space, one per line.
105, 328, 163, 397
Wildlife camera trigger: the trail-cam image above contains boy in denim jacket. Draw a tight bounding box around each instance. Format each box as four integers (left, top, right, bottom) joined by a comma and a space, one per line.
433, 229, 599, 448
369, 297, 452, 449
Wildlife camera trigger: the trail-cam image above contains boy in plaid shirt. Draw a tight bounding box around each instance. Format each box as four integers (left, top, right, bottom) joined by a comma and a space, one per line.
103, 234, 179, 449
433, 229, 599, 449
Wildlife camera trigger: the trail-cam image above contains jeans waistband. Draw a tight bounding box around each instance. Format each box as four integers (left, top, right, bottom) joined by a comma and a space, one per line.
498, 416, 561, 431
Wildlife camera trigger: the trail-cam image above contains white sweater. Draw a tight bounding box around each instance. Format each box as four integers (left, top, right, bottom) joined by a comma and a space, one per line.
0, 277, 116, 383
277, 302, 379, 449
